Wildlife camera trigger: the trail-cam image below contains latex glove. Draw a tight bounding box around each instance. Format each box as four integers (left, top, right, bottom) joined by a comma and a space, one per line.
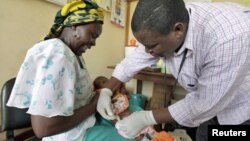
115, 111, 157, 138
97, 88, 115, 120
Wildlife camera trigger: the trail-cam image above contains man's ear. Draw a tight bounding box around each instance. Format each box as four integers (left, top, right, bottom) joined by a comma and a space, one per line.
172, 22, 186, 39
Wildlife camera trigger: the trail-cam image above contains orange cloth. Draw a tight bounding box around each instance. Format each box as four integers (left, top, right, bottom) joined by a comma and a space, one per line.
151, 131, 174, 141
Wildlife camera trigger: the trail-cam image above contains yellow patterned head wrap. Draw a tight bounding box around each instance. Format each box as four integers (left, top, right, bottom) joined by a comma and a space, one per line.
44, 0, 104, 40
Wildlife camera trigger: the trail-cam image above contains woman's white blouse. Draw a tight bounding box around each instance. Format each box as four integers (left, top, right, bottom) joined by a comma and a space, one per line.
7, 38, 95, 141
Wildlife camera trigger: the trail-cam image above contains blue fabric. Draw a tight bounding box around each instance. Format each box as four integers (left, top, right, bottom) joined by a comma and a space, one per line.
83, 114, 135, 141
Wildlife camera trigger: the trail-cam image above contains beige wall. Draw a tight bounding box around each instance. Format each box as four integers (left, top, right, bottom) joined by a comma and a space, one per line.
0, 0, 126, 87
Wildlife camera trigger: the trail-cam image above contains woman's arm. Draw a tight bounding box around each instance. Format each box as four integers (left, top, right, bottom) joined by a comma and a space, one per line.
31, 94, 99, 138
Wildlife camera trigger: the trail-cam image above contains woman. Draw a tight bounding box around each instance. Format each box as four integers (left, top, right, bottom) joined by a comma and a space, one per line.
7, 0, 134, 141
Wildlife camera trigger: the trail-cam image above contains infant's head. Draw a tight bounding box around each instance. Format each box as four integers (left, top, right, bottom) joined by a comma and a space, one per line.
93, 76, 108, 90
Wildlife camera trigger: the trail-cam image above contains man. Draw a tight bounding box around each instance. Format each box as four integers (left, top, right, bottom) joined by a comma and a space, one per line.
97, 0, 250, 141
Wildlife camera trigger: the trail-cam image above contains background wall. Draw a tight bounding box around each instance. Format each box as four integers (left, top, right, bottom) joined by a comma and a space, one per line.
0, 0, 126, 87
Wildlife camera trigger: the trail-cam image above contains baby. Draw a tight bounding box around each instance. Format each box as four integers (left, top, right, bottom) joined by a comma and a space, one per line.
93, 76, 130, 117
93, 76, 156, 140
93, 76, 109, 91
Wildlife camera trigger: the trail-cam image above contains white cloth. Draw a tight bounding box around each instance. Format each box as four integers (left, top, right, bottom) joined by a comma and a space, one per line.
7, 38, 96, 141
112, 2, 250, 127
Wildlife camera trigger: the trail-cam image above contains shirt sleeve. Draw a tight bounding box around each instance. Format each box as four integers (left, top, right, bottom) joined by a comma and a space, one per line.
168, 34, 250, 127
7, 41, 77, 117
112, 43, 158, 82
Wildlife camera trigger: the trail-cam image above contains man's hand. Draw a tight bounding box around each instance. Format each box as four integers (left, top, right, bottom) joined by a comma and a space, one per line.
115, 110, 157, 138
97, 88, 115, 120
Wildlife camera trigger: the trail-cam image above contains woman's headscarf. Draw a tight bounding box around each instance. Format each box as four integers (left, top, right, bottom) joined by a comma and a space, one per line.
44, 0, 104, 40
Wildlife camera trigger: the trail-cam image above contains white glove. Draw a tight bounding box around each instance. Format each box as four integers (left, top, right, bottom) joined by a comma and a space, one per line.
115, 110, 157, 138
97, 88, 115, 120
